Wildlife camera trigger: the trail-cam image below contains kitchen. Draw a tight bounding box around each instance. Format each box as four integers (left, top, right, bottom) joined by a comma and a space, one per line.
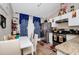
48, 4, 79, 55
0, 3, 79, 55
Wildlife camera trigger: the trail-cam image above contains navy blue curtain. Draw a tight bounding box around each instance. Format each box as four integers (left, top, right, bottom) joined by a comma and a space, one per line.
33, 16, 41, 37
20, 13, 29, 36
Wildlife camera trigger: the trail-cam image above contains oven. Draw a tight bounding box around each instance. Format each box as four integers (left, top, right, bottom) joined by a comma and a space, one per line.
53, 34, 58, 42
58, 34, 66, 43
53, 33, 66, 45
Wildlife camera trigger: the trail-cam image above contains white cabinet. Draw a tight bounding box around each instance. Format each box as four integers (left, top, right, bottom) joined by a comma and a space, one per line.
57, 50, 66, 55
68, 10, 79, 26
52, 9, 79, 27
66, 35, 78, 41
69, 17, 79, 26
49, 33, 53, 44
54, 13, 68, 22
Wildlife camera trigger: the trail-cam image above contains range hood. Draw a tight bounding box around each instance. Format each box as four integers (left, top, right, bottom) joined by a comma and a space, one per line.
56, 18, 68, 23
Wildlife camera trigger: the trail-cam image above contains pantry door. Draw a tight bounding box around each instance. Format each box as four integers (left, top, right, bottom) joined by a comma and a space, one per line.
20, 13, 29, 36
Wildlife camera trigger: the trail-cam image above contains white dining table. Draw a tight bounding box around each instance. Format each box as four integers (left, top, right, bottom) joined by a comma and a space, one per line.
19, 36, 33, 55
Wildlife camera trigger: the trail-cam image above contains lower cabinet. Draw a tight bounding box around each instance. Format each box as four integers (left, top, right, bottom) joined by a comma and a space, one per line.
57, 50, 66, 55
66, 35, 78, 41
49, 33, 53, 44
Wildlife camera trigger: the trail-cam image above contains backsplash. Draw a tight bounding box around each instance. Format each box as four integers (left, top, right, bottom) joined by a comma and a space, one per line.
56, 22, 79, 30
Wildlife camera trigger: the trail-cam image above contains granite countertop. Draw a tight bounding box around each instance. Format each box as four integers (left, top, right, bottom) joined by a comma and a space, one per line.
56, 37, 79, 55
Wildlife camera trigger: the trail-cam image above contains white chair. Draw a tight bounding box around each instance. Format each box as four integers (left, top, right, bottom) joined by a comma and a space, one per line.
0, 40, 21, 55
32, 34, 38, 54
21, 34, 38, 55
19, 36, 33, 55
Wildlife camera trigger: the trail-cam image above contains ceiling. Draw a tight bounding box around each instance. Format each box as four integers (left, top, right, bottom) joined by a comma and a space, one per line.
11, 3, 60, 19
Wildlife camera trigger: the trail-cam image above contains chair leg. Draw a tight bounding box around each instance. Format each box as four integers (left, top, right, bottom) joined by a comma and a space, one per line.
34, 45, 37, 55
31, 44, 34, 55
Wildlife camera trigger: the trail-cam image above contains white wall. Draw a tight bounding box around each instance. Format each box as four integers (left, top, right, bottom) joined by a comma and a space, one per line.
0, 3, 13, 40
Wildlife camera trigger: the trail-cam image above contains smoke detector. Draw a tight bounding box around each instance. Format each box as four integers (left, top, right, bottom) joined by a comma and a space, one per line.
37, 3, 42, 7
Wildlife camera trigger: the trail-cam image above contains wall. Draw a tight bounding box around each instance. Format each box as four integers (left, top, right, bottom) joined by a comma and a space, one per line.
0, 3, 13, 40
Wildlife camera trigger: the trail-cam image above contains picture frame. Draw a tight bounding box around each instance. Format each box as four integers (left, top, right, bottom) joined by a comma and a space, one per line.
0, 15, 6, 29
72, 10, 76, 18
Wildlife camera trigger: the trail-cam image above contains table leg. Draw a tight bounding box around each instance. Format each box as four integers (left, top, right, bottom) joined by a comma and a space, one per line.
21, 49, 23, 55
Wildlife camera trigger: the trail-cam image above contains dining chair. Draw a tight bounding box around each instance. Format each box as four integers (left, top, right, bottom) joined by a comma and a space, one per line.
20, 36, 33, 55
32, 34, 38, 54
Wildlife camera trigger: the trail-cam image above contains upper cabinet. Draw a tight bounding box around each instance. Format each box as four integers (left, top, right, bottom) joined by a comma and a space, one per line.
68, 9, 79, 26
68, 17, 79, 26
51, 9, 79, 27
54, 13, 69, 22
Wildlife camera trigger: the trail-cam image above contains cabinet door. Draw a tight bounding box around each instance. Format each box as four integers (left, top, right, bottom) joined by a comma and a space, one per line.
57, 51, 66, 55
68, 10, 79, 26
69, 17, 79, 26
66, 35, 77, 41
49, 33, 53, 44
